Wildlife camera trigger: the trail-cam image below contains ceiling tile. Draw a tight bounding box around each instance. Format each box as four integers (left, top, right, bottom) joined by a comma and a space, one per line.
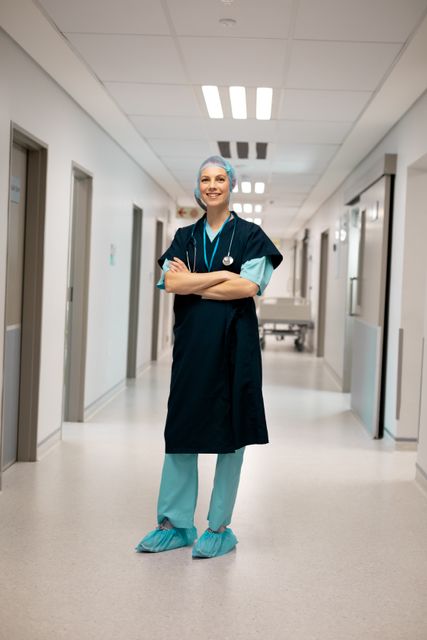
267, 190, 308, 206
279, 89, 372, 121
178, 37, 287, 86
206, 119, 279, 143
271, 172, 321, 191
286, 41, 402, 90
295, 0, 427, 42
273, 144, 339, 173
105, 84, 201, 116
167, 0, 294, 38
38, 0, 170, 34
131, 116, 207, 139
277, 120, 353, 144
65, 34, 187, 83
147, 139, 213, 158
160, 156, 205, 173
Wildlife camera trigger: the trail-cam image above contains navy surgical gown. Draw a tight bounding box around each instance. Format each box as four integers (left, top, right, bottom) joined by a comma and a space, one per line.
158, 211, 283, 454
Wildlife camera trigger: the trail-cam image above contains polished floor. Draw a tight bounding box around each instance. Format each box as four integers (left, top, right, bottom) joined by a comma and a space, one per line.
1, 343, 427, 639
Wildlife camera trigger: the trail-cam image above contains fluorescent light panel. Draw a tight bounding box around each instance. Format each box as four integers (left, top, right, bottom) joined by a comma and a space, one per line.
202, 86, 223, 119
229, 86, 247, 119
233, 203, 242, 213
232, 184, 239, 193
254, 204, 262, 213
243, 203, 253, 214
254, 217, 262, 225
245, 217, 254, 222
256, 87, 273, 120
241, 181, 251, 193
255, 182, 265, 194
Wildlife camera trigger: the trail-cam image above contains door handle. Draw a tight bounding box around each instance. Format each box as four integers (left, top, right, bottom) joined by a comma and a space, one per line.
349, 277, 358, 316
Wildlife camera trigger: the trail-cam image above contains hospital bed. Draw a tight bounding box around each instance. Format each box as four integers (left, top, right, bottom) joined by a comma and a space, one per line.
258, 297, 314, 352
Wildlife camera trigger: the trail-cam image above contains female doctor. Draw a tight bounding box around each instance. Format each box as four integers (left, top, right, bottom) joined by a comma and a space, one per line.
135, 156, 283, 558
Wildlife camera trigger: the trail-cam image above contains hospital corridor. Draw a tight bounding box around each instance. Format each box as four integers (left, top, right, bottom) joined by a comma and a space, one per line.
1, 1, 427, 639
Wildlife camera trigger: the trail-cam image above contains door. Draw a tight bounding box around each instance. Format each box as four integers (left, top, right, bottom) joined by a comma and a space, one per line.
1, 131, 47, 476
317, 230, 329, 357
63, 168, 92, 422
127, 206, 143, 379
349, 175, 393, 438
2, 144, 27, 470
342, 206, 362, 391
151, 220, 163, 361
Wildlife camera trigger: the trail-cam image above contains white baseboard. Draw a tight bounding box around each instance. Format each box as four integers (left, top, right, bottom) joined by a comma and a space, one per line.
37, 427, 61, 460
84, 378, 127, 421
323, 359, 343, 390
415, 464, 427, 496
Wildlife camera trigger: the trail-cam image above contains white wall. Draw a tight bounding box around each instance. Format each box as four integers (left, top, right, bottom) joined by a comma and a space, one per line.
295, 86, 427, 463
264, 239, 294, 298
398, 166, 427, 440
295, 190, 348, 376
0, 29, 174, 449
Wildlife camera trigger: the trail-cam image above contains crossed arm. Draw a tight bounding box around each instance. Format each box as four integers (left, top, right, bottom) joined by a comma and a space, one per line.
164, 257, 259, 300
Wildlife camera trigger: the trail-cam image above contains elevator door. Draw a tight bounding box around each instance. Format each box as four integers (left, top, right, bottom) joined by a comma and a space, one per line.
2, 144, 28, 470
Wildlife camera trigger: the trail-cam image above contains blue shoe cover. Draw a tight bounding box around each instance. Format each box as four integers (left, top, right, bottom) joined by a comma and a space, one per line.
135, 525, 197, 553
192, 528, 238, 558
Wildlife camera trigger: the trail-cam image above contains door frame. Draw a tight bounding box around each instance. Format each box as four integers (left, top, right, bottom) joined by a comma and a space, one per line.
0, 124, 47, 482
127, 205, 143, 378
151, 219, 163, 361
61, 163, 92, 422
317, 230, 329, 357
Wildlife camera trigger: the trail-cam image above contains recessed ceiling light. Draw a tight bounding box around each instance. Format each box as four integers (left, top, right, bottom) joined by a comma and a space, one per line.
219, 18, 237, 27
255, 182, 265, 194
229, 86, 247, 119
243, 203, 253, 214
256, 88, 273, 120
245, 217, 254, 222
241, 181, 251, 193
233, 203, 242, 213
202, 86, 223, 119
254, 204, 263, 213
254, 217, 262, 225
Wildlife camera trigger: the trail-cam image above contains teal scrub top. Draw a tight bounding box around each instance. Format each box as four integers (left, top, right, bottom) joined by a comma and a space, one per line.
157, 221, 274, 296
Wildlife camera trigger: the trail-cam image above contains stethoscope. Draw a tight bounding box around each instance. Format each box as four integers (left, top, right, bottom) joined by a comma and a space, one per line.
186, 212, 237, 272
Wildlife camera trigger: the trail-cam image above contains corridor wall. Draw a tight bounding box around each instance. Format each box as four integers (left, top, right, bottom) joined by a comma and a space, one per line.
295, 85, 427, 464
0, 29, 174, 454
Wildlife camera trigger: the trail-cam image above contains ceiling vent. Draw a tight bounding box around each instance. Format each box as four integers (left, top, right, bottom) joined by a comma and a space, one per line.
217, 141, 231, 158
256, 143, 268, 159
236, 142, 249, 159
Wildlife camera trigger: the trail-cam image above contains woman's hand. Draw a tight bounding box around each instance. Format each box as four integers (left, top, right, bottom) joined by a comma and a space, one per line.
169, 257, 239, 280
169, 257, 189, 273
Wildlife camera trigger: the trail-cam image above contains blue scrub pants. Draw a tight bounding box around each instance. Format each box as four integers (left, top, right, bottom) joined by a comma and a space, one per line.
157, 447, 245, 532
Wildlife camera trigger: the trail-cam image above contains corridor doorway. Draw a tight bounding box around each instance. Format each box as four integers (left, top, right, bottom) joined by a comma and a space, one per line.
317, 230, 329, 357
62, 166, 92, 422
151, 220, 163, 361
127, 205, 143, 379
1, 127, 47, 477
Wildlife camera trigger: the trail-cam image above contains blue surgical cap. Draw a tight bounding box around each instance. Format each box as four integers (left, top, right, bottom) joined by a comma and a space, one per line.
194, 155, 237, 211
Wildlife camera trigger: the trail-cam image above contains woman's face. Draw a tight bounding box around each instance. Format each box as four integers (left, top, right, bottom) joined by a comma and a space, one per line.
199, 166, 230, 209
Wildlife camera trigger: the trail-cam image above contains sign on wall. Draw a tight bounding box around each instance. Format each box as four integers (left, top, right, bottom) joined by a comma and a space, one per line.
176, 206, 203, 220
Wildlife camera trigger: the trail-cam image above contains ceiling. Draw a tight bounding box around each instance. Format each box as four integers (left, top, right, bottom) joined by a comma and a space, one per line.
22, 0, 427, 234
